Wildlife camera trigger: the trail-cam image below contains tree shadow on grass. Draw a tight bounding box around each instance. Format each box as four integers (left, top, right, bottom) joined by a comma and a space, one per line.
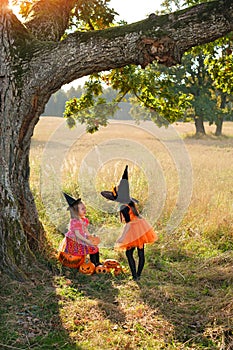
52, 247, 233, 349
3, 245, 232, 349
0, 253, 128, 349
0, 244, 127, 349
137, 248, 233, 349
68, 270, 127, 325
0, 265, 83, 350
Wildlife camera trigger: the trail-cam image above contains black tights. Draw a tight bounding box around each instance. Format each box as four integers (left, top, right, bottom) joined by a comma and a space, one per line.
126, 246, 145, 279
90, 252, 100, 266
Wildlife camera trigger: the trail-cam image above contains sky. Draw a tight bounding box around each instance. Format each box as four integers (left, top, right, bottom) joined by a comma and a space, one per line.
62, 0, 164, 90
109, 0, 163, 23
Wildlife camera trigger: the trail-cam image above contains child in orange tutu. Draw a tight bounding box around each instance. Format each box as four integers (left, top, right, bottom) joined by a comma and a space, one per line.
115, 201, 158, 281
101, 165, 158, 281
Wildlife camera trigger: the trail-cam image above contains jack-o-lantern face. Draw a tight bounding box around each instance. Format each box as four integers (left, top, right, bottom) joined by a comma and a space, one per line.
58, 252, 85, 268
79, 260, 95, 275
95, 265, 110, 274
104, 259, 120, 269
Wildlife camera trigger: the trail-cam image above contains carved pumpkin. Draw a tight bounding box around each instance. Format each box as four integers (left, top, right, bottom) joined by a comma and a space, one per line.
88, 235, 101, 246
79, 260, 96, 275
95, 265, 110, 274
113, 266, 122, 276
58, 252, 85, 268
104, 259, 121, 269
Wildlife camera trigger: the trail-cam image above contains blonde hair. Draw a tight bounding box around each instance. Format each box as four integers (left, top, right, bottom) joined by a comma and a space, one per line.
69, 202, 82, 219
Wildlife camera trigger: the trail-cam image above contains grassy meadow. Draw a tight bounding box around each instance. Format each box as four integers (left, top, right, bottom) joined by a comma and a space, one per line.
0, 117, 233, 349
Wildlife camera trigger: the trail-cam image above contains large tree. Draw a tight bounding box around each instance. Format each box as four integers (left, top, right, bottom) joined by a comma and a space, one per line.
1, 0, 233, 278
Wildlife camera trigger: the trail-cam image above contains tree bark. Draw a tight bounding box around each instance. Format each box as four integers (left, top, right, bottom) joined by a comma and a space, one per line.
215, 117, 224, 136
0, 5, 46, 278
194, 116, 206, 136
24, 0, 233, 88
215, 93, 227, 136
1, 0, 233, 278
24, 0, 77, 41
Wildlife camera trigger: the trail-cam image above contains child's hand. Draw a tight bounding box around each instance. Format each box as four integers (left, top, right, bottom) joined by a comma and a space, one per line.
88, 235, 101, 246
86, 239, 95, 246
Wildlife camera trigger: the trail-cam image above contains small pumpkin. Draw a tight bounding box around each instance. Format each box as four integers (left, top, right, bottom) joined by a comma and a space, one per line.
104, 259, 121, 269
88, 235, 101, 246
113, 266, 122, 276
58, 252, 85, 268
95, 265, 110, 274
79, 259, 96, 275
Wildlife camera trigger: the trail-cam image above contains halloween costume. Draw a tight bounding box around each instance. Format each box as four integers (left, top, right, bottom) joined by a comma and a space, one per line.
58, 193, 100, 267
101, 165, 158, 280
115, 204, 157, 250
63, 217, 99, 256
101, 165, 138, 204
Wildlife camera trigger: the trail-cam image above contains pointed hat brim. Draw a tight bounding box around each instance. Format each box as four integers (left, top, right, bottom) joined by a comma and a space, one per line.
63, 192, 81, 207
100, 191, 116, 201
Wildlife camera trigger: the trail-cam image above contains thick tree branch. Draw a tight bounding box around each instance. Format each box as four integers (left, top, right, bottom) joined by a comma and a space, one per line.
25, 0, 233, 92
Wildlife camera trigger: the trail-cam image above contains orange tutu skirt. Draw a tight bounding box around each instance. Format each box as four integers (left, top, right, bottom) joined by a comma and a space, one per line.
115, 217, 158, 250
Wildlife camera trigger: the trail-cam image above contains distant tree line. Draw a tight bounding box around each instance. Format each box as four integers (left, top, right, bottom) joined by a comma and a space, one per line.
42, 85, 132, 120
44, 55, 233, 136
42, 86, 83, 117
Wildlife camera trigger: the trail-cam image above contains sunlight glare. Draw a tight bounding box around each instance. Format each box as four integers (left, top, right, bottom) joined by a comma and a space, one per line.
8, 0, 23, 20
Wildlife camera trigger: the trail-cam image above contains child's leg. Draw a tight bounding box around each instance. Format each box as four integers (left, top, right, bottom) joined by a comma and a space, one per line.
126, 247, 137, 280
90, 253, 96, 265
90, 251, 100, 266
137, 246, 145, 278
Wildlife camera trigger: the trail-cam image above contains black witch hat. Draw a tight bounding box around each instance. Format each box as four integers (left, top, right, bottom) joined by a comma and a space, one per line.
63, 192, 81, 209
101, 165, 138, 204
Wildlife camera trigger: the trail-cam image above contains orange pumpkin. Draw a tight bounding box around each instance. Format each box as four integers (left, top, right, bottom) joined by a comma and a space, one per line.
58, 252, 85, 268
79, 260, 96, 275
113, 266, 122, 276
88, 235, 101, 246
95, 265, 110, 274
104, 259, 121, 269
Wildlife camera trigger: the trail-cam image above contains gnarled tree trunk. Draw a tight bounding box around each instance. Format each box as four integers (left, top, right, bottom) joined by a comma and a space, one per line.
0, 7, 46, 278
1, 0, 233, 278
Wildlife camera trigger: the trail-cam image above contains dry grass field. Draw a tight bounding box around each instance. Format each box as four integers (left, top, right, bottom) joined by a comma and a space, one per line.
1, 117, 232, 350
30, 117, 233, 242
